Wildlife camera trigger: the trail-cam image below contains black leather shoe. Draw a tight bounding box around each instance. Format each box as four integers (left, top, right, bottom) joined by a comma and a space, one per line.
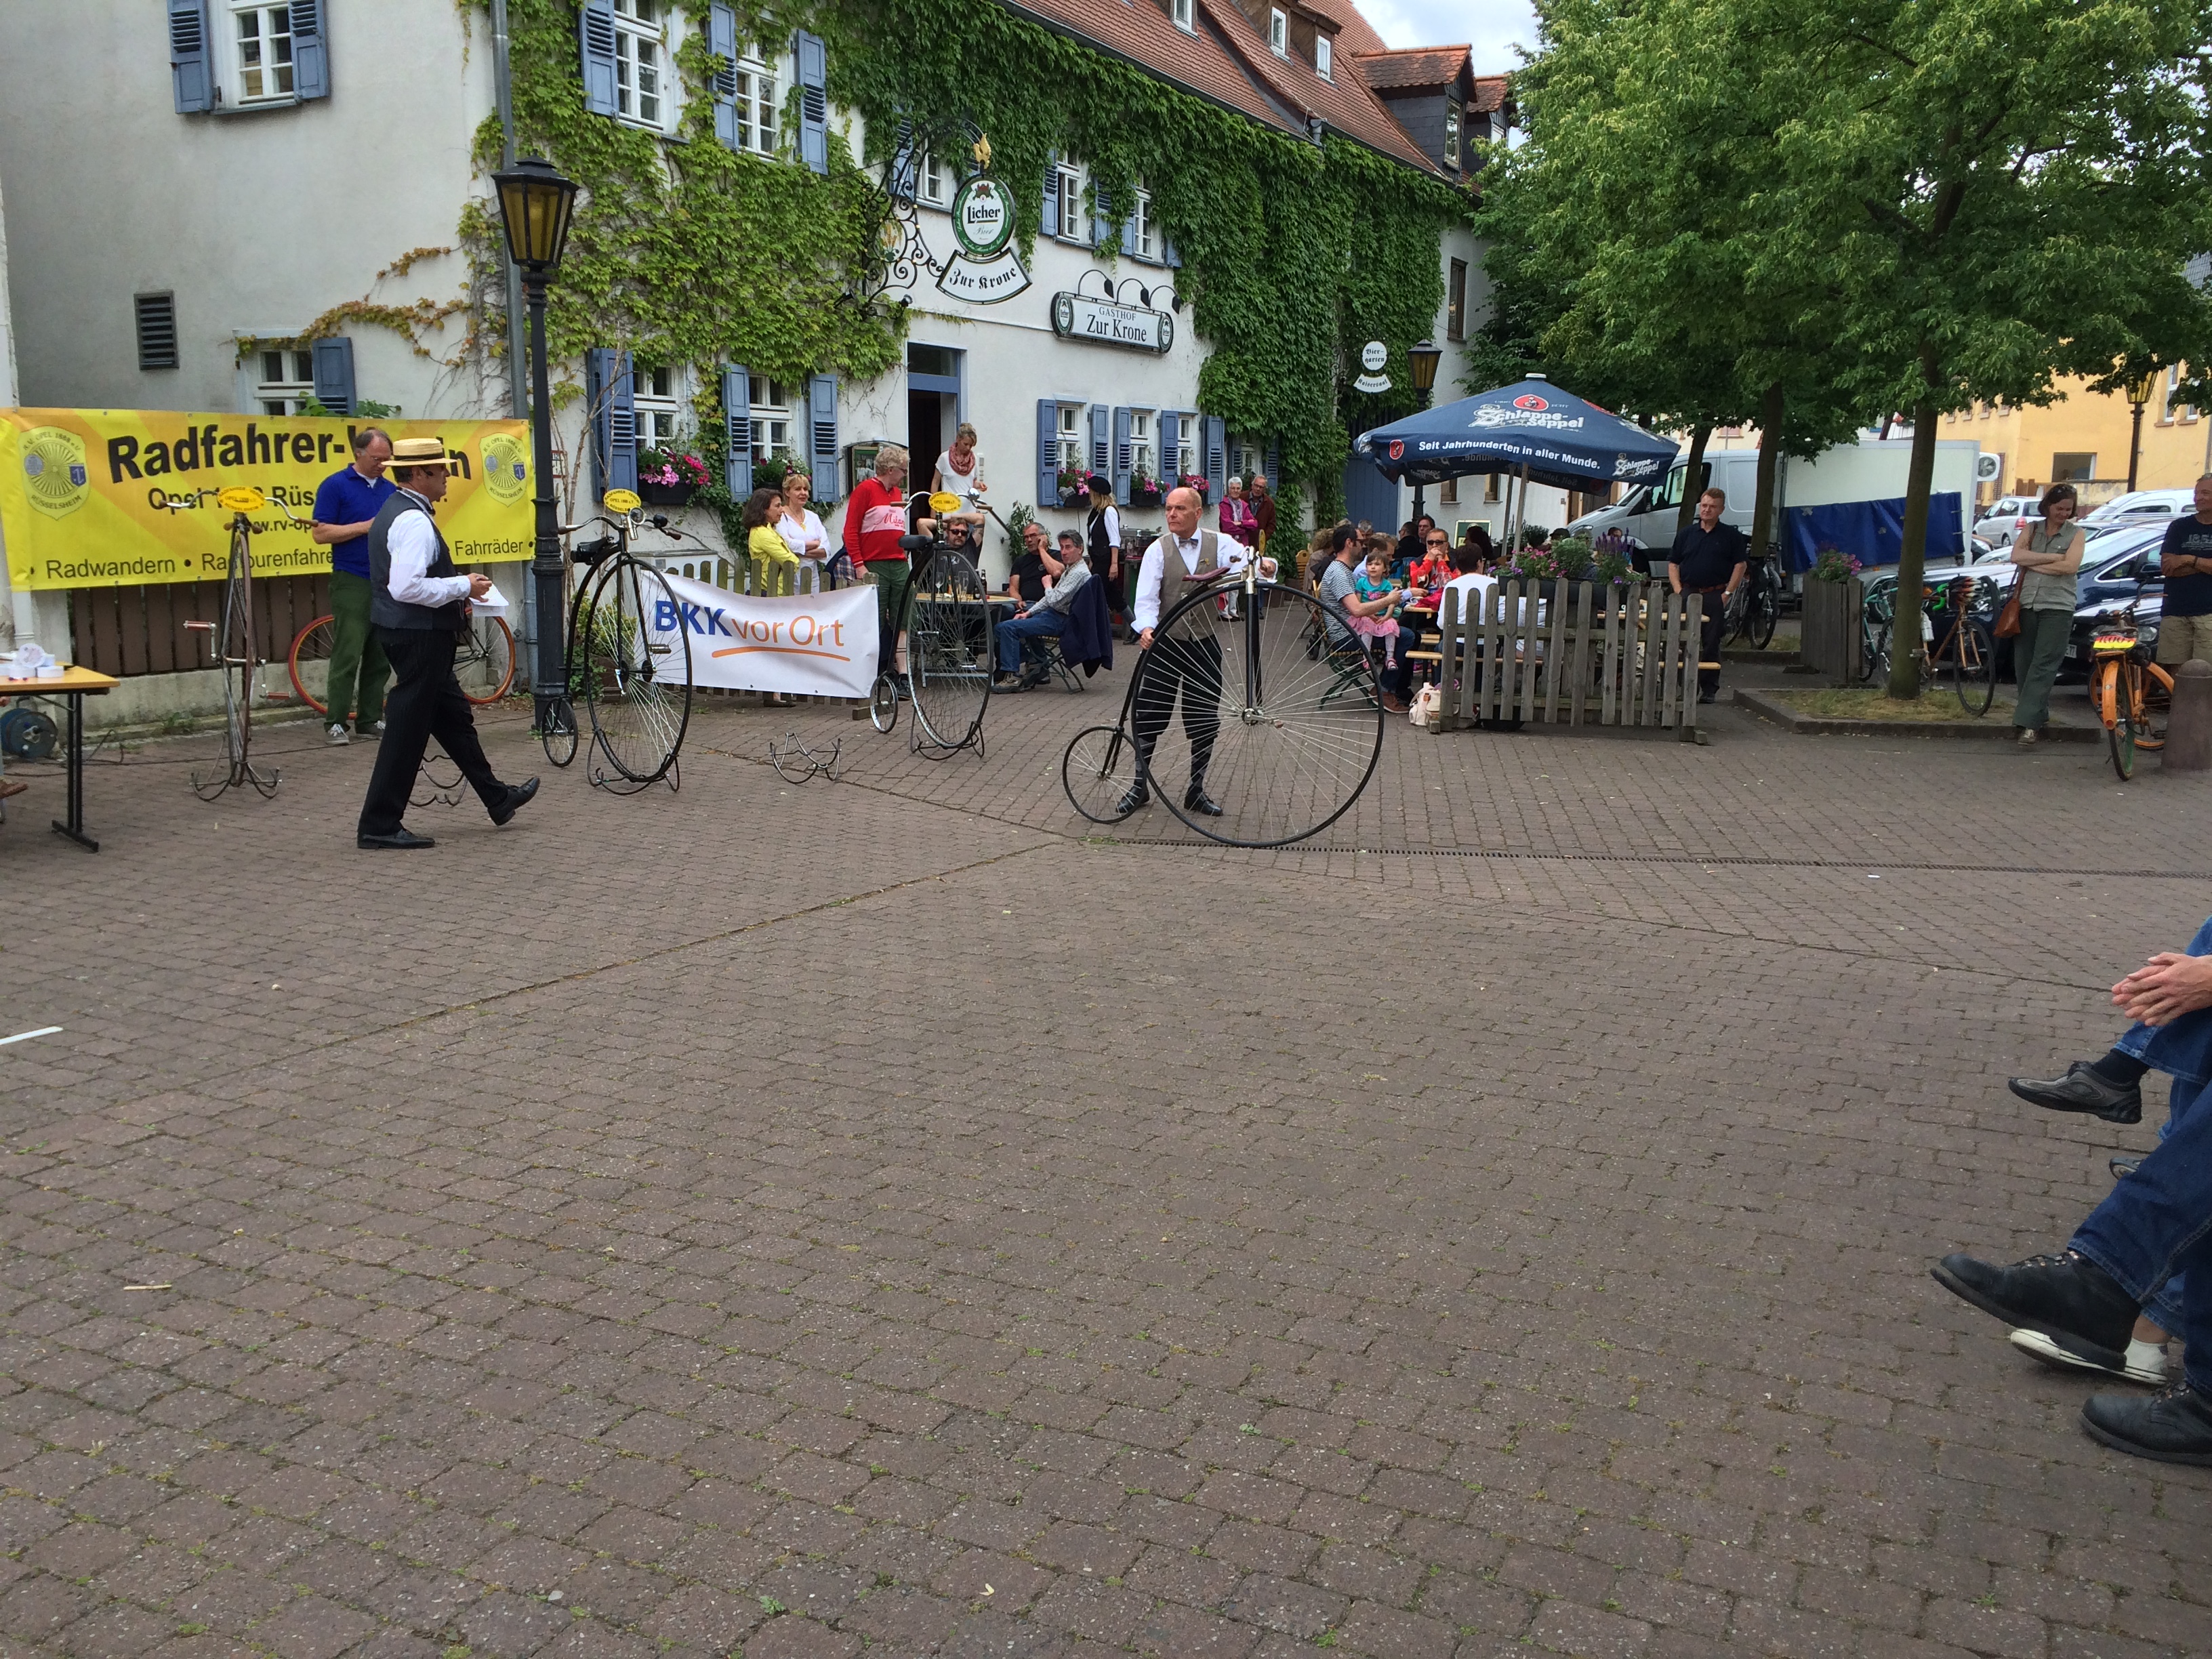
489, 777, 539, 827
1114, 783, 1151, 816
2009, 1062, 2142, 1124
2082, 1382, 2212, 1466
1931, 1250, 2137, 1371
1183, 785, 1225, 817
359, 828, 436, 850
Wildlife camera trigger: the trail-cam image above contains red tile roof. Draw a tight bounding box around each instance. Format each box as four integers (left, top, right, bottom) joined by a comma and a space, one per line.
1471, 73, 1511, 115
1002, 0, 1300, 136
1355, 45, 1471, 90
1192, 0, 1445, 174
1294, 0, 1389, 57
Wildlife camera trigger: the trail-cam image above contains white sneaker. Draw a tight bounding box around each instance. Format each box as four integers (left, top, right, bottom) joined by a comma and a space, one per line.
373, 720, 386, 737
2009, 1326, 2168, 1384
326, 723, 350, 745
2017, 727, 2038, 745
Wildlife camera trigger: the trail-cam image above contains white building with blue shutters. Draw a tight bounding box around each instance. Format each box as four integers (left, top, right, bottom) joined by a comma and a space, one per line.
0, 0, 1498, 702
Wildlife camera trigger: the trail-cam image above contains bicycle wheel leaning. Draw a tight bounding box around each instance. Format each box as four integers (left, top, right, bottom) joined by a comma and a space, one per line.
1134, 578, 1383, 848
1746, 573, 1779, 650
456, 613, 518, 705
1951, 618, 1996, 716
289, 614, 338, 714
1062, 724, 1142, 823
581, 555, 691, 785
906, 548, 992, 753
2100, 661, 2137, 780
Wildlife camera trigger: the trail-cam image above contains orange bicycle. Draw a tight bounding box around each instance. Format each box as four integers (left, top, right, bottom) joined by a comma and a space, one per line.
2090, 599, 2172, 781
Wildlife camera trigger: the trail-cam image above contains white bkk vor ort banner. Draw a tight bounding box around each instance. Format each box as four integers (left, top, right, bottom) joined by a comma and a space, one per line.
647, 570, 881, 698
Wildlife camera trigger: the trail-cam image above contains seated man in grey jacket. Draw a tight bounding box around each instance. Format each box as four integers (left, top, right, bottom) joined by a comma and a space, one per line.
994, 528, 1092, 687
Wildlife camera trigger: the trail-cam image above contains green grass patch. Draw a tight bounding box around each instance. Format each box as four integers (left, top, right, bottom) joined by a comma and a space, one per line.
1765, 686, 2010, 723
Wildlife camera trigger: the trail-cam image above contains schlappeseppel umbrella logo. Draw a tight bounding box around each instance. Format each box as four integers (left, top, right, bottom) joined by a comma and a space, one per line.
1513, 394, 1550, 411
1388, 441, 1405, 461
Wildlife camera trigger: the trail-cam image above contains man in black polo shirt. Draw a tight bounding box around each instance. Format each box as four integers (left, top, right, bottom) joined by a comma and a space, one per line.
1668, 487, 1747, 702
2156, 474, 2212, 669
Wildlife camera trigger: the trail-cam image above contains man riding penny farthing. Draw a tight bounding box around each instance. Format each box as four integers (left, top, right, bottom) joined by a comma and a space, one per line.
1060, 485, 1387, 848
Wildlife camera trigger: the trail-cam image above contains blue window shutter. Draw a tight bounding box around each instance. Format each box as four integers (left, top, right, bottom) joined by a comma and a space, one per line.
709, 5, 740, 150
580, 0, 618, 117
310, 337, 355, 415
1111, 407, 1132, 505
291, 0, 329, 99
1088, 404, 1109, 479
1164, 234, 1182, 269
586, 347, 636, 496
1092, 190, 1112, 253
722, 365, 753, 500
169, 0, 212, 113
1040, 159, 1058, 239
888, 120, 917, 201
795, 31, 828, 173
1205, 415, 1227, 502
1036, 398, 1059, 504
1265, 437, 1280, 487
1160, 413, 1179, 486
1120, 213, 1139, 259
808, 373, 840, 504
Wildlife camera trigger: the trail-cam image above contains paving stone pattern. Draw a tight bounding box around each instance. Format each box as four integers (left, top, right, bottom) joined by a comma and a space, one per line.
1, 672, 2209, 1658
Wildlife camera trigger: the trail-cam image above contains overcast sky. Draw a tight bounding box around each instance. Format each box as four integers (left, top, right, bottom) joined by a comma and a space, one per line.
1357, 0, 1538, 75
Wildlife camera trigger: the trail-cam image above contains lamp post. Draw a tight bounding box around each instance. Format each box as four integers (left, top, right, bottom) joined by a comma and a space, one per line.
2125, 368, 2159, 494
491, 157, 580, 740
1407, 339, 1442, 525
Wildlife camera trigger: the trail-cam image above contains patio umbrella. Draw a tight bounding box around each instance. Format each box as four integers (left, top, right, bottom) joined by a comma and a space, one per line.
1357, 375, 1679, 550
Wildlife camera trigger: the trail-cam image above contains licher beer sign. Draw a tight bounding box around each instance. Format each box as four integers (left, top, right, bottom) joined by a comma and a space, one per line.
0, 408, 533, 591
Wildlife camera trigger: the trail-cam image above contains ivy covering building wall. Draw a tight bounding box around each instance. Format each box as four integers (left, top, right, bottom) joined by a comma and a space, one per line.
473, 0, 1469, 522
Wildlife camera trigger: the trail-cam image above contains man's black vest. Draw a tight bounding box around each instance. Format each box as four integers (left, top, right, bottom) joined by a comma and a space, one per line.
367, 490, 466, 634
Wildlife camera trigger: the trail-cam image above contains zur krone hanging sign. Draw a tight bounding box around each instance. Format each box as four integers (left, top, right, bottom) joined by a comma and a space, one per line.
937, 175, 1030, 304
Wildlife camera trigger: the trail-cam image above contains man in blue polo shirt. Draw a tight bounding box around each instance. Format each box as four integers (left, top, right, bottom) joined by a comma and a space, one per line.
310, 428, 396, 745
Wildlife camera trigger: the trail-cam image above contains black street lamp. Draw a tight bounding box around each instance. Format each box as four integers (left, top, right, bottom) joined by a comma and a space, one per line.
491, 156, 581, 741
2125, 367, 2159, 494
1407, 339, 1442, 525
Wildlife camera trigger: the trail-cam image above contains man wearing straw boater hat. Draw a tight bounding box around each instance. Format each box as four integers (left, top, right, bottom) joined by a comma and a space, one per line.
355, 436, 537, 849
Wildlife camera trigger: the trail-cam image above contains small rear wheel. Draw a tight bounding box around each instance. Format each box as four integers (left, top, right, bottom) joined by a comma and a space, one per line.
869, 673, 899, 733
1062, 724, 1141, 823
541, 697, 579, 767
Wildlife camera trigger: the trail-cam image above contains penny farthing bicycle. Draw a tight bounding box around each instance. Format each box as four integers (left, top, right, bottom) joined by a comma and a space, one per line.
867, 492, 993, 758
171, 485, 292, 802
542, 489, 693, 792
1061, 557, 1385, 847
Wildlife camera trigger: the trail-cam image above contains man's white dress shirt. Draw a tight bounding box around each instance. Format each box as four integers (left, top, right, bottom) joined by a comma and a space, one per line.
1132, 530, 1251, 633
384, 488, 472, 608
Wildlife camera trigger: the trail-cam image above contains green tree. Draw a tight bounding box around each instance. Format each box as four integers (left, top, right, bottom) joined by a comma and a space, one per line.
1749, 0, 2212, 697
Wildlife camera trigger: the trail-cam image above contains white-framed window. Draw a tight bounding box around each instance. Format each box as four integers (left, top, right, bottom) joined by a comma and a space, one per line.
1233, 438, 1260, 479
1174, 418, 1196, 482
1057, 405, 1084, 475
635, 365, 682, 448
1132, 190, 1159, 262
1172, 0, 1197, 28
1055, 165, 1085, 243
254, 344, 314, 415
228, 2, 295, 104
613, 0, 676, 134
1443, 100, 1462, 168
1316, 35, 1333, 79
750, 375, 794, 474
729, 47, 777, 156
1269, 9, 1288, 55
919, 151, 951, 207
1130, 410, 1155, 483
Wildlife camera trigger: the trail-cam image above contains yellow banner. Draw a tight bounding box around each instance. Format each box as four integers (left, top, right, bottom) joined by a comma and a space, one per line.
0, 408, 535, 590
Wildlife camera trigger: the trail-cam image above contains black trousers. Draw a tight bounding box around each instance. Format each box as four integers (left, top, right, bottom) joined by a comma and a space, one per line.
1088, 548, 1124, 618
359, 627, 503, 836
1692, 590, 1725, 694
1132, 632, 1222, 794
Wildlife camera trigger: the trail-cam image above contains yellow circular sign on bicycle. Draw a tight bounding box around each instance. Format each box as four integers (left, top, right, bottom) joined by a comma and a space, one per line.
217, 486, 266, 512
928, 491, 963, 515
604, 488, 641, 515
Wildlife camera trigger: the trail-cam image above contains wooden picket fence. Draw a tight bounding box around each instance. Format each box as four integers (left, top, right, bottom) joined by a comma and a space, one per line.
1427, 579, 1704, 735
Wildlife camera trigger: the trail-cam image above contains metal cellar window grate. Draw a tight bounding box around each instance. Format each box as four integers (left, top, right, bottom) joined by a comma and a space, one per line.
136, 293, 179, 371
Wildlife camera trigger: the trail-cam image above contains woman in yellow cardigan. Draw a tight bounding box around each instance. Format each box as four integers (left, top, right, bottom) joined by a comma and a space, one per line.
743, 485, 800, 598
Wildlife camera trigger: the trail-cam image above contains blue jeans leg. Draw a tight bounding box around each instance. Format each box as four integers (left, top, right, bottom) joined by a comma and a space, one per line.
2105, 914, 2212, 1335
2070, 1069, 2212, 1382
995, 612, 1065, 674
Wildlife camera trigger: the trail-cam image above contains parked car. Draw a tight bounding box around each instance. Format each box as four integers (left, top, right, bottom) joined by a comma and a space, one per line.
2064, 520, 2169, 672
1974, 495, 2043, 548
2083, 487, 2196, 525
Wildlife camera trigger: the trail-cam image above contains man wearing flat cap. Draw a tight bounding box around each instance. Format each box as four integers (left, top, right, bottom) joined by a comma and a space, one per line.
356, 436, 537, 849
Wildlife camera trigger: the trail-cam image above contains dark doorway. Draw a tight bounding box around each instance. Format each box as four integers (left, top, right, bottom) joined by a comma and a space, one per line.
908, 390, 943, 485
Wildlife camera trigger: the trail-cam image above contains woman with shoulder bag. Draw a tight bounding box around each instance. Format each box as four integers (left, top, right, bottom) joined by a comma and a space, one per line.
2009, 482, 2087, 745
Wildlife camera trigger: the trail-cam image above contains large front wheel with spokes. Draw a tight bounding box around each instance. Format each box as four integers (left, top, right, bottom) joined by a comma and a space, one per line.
1134, 579, 1383, 847
581, 555, 691, 784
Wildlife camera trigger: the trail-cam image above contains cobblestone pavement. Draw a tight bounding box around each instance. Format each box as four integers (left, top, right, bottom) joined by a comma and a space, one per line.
3, 666, 2211, 1658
